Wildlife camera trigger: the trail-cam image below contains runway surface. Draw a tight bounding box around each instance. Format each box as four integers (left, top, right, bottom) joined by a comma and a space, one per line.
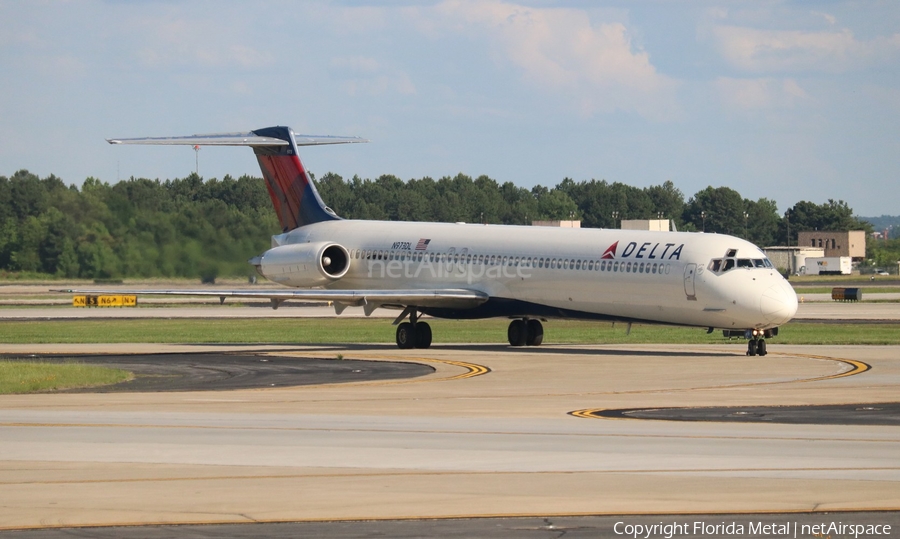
1, 342, 899, 534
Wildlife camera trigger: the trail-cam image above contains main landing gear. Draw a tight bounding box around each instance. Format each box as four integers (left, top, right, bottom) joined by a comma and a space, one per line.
507, 318, 544, 347
395, 308, 432, 349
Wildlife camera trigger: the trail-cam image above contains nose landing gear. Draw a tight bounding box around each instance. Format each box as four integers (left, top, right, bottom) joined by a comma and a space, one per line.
746, 329, 768, 356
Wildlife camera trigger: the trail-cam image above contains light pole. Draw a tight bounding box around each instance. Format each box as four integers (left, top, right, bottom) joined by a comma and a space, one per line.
612, 211, 619, 229
743, 211, 749, 239
785, 209, 791, 246
701, 211, 706, 232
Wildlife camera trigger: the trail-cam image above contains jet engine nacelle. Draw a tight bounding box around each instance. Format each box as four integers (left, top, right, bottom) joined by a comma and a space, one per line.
256, 242, 351, 287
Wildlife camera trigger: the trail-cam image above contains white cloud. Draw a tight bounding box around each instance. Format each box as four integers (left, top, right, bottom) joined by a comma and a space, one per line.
331, 56, 382, 73
715, 77, 808, 111
712, 25, 900, 73
128, 14, 274, 70
415, 0, 679, 120
811, 11, 836, 26
330, 55, 416, 97
341, 73, 417, 97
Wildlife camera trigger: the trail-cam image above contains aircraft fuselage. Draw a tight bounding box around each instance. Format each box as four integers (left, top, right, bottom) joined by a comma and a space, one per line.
260, 219, 797, 331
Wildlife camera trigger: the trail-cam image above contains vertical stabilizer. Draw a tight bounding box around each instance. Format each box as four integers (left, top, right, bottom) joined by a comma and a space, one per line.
251, 127, 338, 232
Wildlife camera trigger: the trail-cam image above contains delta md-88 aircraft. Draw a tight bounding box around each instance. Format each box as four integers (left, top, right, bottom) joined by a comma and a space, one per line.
76, 125, 798, 355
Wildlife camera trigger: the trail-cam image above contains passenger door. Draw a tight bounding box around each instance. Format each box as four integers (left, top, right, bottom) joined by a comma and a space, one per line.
683, 263, 697, 301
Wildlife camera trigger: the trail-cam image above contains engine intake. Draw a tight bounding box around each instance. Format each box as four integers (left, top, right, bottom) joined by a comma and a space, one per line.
256, 242, 351, 286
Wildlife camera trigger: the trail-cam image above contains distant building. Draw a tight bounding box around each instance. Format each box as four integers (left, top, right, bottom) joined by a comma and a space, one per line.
531, 220, 581, 228
620, 219, 671, 231
763, 246, 826, 274
796, 230, 866, 260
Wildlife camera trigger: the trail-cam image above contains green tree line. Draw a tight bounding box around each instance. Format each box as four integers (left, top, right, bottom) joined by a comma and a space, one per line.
0, 169, 875, 280
0, 170, 277, 280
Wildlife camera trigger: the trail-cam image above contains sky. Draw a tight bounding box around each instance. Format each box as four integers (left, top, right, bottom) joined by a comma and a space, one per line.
1, 0, 899, 217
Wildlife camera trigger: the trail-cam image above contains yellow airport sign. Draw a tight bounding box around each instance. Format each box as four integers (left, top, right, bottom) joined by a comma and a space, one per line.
73, 295, 137, 307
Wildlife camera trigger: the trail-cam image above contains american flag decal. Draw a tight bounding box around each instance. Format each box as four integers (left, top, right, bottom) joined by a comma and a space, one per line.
415, 238, 431, 251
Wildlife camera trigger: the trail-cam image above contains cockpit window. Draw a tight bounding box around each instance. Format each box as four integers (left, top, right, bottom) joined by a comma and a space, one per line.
708, 257, 773, 274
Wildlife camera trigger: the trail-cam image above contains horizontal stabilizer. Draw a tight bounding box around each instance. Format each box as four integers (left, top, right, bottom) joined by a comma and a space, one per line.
107, 132, 367, 147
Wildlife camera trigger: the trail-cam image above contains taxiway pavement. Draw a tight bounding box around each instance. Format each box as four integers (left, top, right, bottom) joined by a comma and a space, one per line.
1, 342, 899, 531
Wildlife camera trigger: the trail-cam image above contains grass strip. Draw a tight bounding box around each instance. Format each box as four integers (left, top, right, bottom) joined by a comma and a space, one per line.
1, 319, 898, 346
0, 361, 132, 394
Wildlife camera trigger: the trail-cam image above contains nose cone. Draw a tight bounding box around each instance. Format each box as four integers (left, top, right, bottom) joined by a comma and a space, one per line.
760, 281, 798, 326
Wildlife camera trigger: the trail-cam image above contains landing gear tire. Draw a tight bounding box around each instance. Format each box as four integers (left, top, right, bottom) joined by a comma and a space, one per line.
526, 319, 543, 346
396, 322, 415, 349
747, 339, 758, 356
415, 322, 432, 349
757, 339, 767, 356
507, 319, 527, 347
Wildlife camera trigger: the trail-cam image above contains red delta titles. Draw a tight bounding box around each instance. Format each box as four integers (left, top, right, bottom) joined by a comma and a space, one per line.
601, 241, 684, 261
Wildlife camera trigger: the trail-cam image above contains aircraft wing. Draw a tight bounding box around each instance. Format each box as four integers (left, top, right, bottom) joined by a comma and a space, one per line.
52, 288, 488, 313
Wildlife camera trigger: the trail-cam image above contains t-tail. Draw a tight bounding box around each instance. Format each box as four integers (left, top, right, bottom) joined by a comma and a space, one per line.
108, 126, 367, 232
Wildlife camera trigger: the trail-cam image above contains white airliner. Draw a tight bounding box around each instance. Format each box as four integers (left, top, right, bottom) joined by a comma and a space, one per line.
66, 126, 798, 355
